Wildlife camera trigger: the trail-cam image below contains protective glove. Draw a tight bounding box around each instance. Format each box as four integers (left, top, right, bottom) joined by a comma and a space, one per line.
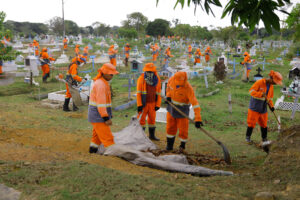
102, 116, 109, 122
137, 106, 143, 112
195, 121, 204, 128
155, 107, 160, 111
165, 97, 171, 104
270, 107, 275, 112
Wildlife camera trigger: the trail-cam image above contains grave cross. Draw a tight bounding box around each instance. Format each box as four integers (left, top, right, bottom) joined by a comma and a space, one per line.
256, 67, 262, 75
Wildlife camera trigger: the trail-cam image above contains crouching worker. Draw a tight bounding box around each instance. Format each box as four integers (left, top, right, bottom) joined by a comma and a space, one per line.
137, 63, 161, 141
246, 70, 283, 143
63, 56, 86, 112
166, 72, 203, 151
88, 63, 119, 153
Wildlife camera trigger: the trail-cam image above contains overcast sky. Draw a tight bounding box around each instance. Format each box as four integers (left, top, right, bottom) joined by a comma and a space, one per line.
1, 0, 297, 28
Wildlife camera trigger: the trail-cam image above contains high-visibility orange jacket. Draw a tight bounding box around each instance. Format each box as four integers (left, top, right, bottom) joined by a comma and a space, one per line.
83, 46, 89, 58
249, 78, 274, 113
63, 38, 68, 49
40, 51, 55, 74
242, 55, 251, 65
75, 45, 80, 56
188, 46, 192, 54
204, 47, 212, 62
67, 62, 82, 83
108, 47, 117, 58
33, 40, 39, 56
151, 45, 156, 55
137, 69, 161, 108
164, 48, 173, 59
124, 45, 131, 58
88, 77, 112, 122
0, 60, 3, 74
166, 71, 202, 121
155, 44, 159, 56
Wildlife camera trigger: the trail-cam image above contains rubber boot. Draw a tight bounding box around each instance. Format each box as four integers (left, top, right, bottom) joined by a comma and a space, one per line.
63, 98, 71, 112
179, 141, 186, 150
73, 102, 79, 111
261, 127, 268, 142
246, 127, 253, 143
166, 137, 175, 151
89, 146, 98, 154
142, 127, 146, 131
125, 58, 128, 67
42, 74, 47, 83
149, 127, 160, 141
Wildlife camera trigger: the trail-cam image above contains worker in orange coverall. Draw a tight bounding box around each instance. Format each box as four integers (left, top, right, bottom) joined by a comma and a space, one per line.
164, 47, 173, 64
124, 43, 131, 66
204, 46, 212, 63
88, 63, 119, 153
151, 45, 157, 62
0, 60, 3, 75
245, 70, 283, 143
63, 56, 86, 112
137, 63, 162, 141
188, 45, 193, 59
40, 48, 55, 83
33, 40, 39, 56
63, 37, 68, 50
155, 43, 160, 59
75, 44, 80, 56
241, 51, 253, 81
165, 71, 203, 150
108, 45, 118, 66
83, 46, 89, 61
194, 48, 202, 65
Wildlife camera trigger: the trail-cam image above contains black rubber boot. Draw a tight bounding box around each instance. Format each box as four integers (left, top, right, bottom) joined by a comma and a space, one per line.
261, 127, 268, 142
149, 127, 160, 141
246, 127, 253, 143
89, 146, 98, 154
73, 102, 79, 111
142, 127, 146, 131
166, 137, 175, 151
63, 98, 71, 112
179, 141, 186, 150
125, 58, 128, 66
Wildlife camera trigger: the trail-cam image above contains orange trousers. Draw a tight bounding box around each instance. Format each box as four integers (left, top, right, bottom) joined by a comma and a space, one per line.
152, 55, 157, 61
194, 58, 200, 64
246, 69, 251, 78
247, 109, 268, 128
0, 65, 2, 74
110, 58, 117, 66
140, 102, 156, 128
125, 53, 129, 59
64, 44, 67, 50
41, 64, 50, 76
90, 122, 115, 148
65, 83, 72, 98
188, 53, 192, 58
166, 112, 189, 141
205, 55, 210, 62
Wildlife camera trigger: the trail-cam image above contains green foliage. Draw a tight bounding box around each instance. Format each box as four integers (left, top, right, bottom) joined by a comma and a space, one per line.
285, 3, 300, 41
146, 19, 170, 36
65, 20, 80, 36
118, 28, 138, 39
237, 31, 250, 41
92, 22, 111, 37
4, 20, 49, 37
121, 12, 148, 34
172, 24, 191, 38
190, 26, 213, 40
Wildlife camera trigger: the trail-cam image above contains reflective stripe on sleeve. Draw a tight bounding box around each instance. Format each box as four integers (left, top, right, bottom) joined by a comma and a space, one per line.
171, 100, 190, 106
89, 101, 112, 108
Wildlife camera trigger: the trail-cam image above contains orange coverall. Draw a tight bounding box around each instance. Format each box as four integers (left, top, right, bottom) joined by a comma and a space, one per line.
108, 46, 118, 66
63, 38, 68, 50
75, 45, 80, 56
33, 40, 39, 56
242, 52, 252, 78
188, 45, 192, 58
164, 47, 173, 63
155, 43, 159, 58
247, 79, 274, 128
40, 50, 55, 77
204, 47, 212, 63
0, 60, 3, 74
151, 45, 157, 61
194, 49, 202, 64
124, 45, 131, 59
137, 64, 161, 129
166, 72, 202, 141
88, 76, 114, 148
65, 61, 83, 98
83, 46, 89, 60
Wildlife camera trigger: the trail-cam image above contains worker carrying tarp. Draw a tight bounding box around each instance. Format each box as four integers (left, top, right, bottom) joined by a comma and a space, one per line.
194, 48, 202, 65
241, 51, 254, 81
124, 43, 131, 67
245, 70, 283, 143
39, 48, 55, 83
63, 56, 86, 112
108, 45, 118, 66
204, 46, 212, 63
164, 47, 173, 64
33, 40, 39, 57
165, 71, 203, 150
188, 45, 192, 59
88, 63, 119, 153
137, 63, 162, 141
63, 37, 68, 50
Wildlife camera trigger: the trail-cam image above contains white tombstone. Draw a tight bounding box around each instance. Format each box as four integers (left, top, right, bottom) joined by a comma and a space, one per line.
55, 53, 69, 64
237, 46, 242, 54
250, 48, 256, 56
24, 55, 39, 76
218, 52, 228, 67
2, 61, 17, 72
156, 106, 195, 123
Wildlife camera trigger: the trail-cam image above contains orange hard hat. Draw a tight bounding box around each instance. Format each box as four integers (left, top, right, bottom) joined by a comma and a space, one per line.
100, 63, 119, 75
269, 70, 283, 85
143, 63, 157, 72
126, 43, 129, 46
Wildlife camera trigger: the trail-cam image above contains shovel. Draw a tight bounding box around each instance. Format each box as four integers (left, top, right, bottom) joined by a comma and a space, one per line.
162, 96, 231, 164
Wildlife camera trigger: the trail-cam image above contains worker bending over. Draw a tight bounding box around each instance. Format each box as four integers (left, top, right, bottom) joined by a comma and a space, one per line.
63, 56, 86, 112
88, 63, 119, 153
246, 70, 283, 143
40, 48, 55, 83
108, 45, 118, 66
166, 71, 203, 150
137, 63, 162, 141
124, 43, 131, 67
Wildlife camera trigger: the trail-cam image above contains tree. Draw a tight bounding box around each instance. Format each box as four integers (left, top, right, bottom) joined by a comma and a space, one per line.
190, 26, 213, 40
173, 24, 191, 38
118, 28, 138, 39
65, 20, 80, 35
146, 19, 170, 37
92, 22, 111, 36
156, 0, 291, 33
121, 12, 148, 34
48, 16, 63, 35
285, 3, 300, 41
0, 11, 18, 62
237, 32, 250, 41
4, 20, 48, 37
